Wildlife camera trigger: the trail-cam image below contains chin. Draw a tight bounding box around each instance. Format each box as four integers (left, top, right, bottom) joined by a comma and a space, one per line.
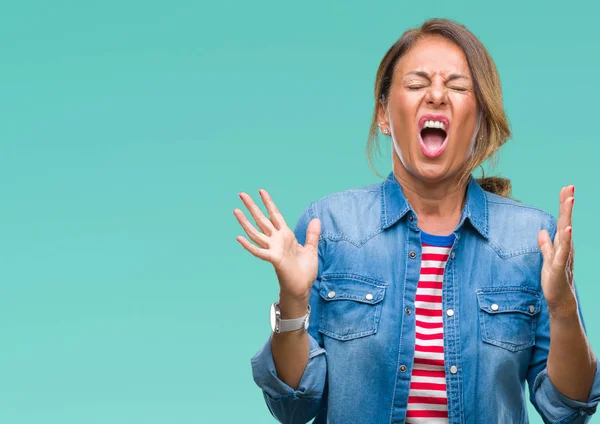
412, 163, 454, 184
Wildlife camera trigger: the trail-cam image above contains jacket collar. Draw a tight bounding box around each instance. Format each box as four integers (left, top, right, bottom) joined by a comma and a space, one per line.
381, 170, 489, 239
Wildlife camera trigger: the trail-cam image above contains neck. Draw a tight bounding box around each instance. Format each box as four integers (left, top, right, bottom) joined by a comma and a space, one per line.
392, 159, 468, 236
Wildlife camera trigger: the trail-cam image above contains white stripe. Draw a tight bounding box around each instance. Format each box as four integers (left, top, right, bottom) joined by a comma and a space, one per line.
415, 301, 442, 310
414, 350, 445, 360
413, 362, 446, 371
416, 288, 443, 296
414, 314, 443, 323
414, 338, 444, 347
409, 388, 447, 398
414, 354, 445, 364
415, 327, 444, 338
407, 402, 448, 411
419, 274, 444, 282
410, 375, 447, 385
416, 326, 444, 335
420, 260, 447, 268
406, 417, 449, 424
421, 246, 452, 254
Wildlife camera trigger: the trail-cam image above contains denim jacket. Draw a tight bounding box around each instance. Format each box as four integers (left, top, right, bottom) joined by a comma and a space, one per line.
251, 171, 600, 424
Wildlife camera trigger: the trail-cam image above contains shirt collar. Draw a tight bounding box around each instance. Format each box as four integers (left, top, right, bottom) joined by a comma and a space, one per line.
380, 170, 489, 239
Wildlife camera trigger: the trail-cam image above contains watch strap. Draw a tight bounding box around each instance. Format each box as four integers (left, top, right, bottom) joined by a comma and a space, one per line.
279, 312, 308, 332
274, 303, 310, 333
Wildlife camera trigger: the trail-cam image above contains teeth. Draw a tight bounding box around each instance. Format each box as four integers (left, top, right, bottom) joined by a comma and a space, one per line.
424, 120, 446, 131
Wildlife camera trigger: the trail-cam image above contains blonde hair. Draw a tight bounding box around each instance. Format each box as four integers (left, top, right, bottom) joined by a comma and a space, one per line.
367, 18, 512, 197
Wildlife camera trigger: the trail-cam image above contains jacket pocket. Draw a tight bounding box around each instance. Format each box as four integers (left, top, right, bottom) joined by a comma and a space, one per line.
476, 286, 541, 352
318, 273, 386, 341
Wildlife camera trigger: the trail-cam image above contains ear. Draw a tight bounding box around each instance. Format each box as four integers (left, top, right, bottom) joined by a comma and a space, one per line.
377, 98, 389, 130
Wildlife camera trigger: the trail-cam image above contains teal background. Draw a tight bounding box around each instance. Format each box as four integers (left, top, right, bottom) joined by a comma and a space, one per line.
0, 0, 598, 422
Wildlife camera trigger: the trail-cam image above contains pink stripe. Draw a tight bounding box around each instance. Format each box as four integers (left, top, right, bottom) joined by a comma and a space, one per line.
414, 357, 445, 367
416, 320, 443, 329
421, 267, 445, 275
415, 307, 442, 317
416, 332, 443, 341
421, 253, 449, 261
415, 344, 444, 353
409, 381, 447, 391
415, 294, 443, 303
406, 410, 449, 418
417, 281, 443, 289
412, 368, 446, 378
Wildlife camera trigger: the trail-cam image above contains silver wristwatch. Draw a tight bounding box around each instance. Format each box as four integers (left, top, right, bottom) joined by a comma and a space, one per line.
270, 302, 311, 333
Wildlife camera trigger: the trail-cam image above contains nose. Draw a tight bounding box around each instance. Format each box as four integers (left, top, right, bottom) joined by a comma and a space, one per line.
425, 79, 448, 108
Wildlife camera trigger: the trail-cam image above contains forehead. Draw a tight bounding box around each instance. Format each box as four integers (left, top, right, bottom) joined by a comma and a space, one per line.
396, 35, 470, 77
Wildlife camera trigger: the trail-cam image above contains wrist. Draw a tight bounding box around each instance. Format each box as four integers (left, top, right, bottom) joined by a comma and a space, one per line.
548, 297, 579, 321
278, 292, 310, 319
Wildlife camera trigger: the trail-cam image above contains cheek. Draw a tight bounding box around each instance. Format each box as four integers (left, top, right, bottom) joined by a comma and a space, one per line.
391, 92, 422, 126
451, 97, 478, 138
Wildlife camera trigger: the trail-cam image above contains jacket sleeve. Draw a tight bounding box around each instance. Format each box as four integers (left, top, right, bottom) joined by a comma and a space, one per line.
526, 215, 600, 423
250, 202, 328, 424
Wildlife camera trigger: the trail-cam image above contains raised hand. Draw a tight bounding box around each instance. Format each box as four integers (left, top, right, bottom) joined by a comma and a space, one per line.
537, 185, 577, 315
233, 189, 321, 302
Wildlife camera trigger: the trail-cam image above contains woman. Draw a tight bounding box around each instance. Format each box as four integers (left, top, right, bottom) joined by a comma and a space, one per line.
234, 19, 600, 423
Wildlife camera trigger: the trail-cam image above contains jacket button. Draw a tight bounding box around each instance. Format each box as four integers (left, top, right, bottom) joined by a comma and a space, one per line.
365, 293, 374, 301
409, 214, 414, 222
409, 251, 417, 259
450, 365, 458, 374
327, 291, 336, 299
405, 307, 412, 315
399, 365, 407, 373
529, 305, 535, 313
446, 309, 454, 317
491, 303, 499, 311
451, 251, 455, 259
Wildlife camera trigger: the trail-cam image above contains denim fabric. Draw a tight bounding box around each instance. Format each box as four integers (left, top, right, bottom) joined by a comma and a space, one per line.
251, 171, 600, 424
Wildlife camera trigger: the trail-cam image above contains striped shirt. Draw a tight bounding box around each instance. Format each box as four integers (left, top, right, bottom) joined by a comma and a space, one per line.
406, 231, 455, 424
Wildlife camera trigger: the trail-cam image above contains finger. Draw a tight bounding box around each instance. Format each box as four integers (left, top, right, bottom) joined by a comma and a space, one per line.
236, 235, 272, 262
259, 189, 288, 230
233, 208, 270, 248
559, 185, 569, 204
304, 218, 321, 251
538, 229, 554, 263
561, 184, 575, 202
564, 195, 574, 233
556, 185, 574, 242
552, 225, 573, 271
555, 186, 569, 246
239, 192, 275, 236
555, 199, 575, 250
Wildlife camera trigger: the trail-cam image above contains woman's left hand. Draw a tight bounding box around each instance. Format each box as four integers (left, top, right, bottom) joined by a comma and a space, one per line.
537, 185, 578, 316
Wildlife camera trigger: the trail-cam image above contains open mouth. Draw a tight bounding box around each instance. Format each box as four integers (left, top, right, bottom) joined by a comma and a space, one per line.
418, 117, 449, 158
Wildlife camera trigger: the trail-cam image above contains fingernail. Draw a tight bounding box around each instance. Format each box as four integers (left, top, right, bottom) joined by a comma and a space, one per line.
568, 226, 573, 233
572, 185, 575, 194
571, 198, 575, 204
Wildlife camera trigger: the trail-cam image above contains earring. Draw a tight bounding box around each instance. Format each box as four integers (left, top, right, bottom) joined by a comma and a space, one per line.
383, 128, 390, 135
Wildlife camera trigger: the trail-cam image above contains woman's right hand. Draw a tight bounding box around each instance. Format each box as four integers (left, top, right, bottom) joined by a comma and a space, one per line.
233, 189, 321, 303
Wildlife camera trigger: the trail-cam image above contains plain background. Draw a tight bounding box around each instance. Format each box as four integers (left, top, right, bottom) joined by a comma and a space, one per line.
1, 0, 598, 422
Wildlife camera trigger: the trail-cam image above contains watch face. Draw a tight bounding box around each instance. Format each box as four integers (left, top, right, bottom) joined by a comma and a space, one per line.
270, 303, 277, 332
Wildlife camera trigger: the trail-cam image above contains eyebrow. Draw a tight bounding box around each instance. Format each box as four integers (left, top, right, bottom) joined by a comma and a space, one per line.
405, 71, 470, 82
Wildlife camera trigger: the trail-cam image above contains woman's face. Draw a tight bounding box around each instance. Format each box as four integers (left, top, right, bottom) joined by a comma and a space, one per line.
379, 35, 480, 184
